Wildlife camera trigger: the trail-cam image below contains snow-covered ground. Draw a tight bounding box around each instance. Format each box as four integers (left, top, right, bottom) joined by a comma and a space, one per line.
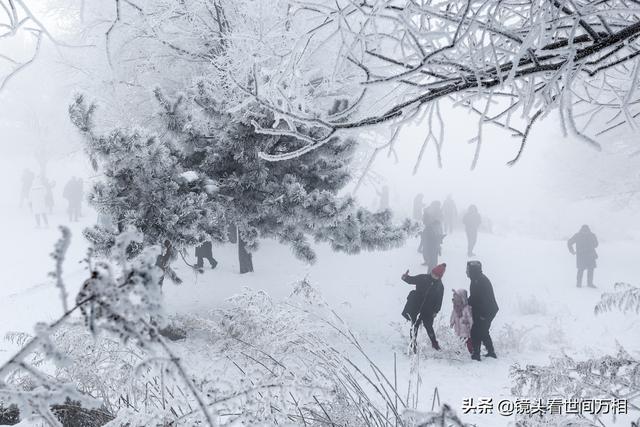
0, 197, 638, 425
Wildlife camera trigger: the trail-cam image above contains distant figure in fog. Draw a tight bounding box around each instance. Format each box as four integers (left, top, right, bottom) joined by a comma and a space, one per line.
567, 225, 598, 288
195, 241, 218, 270
412, 193, 424, 222
378, 185, 390, 211
63, 177, 84, 222
20, 169, 35, 207
423, 200, 443, 229
30, 177, 49, 228
442, 195, 457, 234
419, 216, 445, 270
463, 205, 481, 257
44, 177, 55, 214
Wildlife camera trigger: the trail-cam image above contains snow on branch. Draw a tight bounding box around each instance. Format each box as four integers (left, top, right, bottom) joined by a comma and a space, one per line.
0, 1, 91, 93
245, 0, 640, 167
595, 282, 640, 315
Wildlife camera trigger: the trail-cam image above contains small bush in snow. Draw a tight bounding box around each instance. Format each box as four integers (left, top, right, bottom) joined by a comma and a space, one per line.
517, 294, 548, 316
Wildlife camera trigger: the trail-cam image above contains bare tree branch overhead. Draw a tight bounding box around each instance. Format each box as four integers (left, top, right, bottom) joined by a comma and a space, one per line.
241, 0, 640, 167
0, 0, 90, 93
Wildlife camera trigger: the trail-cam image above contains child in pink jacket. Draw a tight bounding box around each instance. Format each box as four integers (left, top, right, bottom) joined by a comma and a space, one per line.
450, 289, 473, 353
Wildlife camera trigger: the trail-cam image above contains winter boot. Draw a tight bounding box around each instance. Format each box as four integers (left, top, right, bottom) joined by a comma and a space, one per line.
483, 335, 496, 358
471, 340, 482, 361
431, 339, 441, 351
586, 269, 596, 288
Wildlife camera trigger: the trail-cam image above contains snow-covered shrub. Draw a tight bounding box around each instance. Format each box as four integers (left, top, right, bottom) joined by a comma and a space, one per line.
402, 404, 471, 426
495, 323, 538, 354
1, 230, 468, 426
595, 283, 640, 315
545, 317, 566, 346
0, 227, 217, 427
510, 347, 640, 426
517, 294, 548, 316
391, 318, 471, 361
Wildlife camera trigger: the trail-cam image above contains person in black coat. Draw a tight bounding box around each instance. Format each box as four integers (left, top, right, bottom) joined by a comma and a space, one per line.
419, 218, 445, 270
401, 263, 446, 352
567, 225, 598, 288
467, 260, 498, 361
195, 241, 218, 270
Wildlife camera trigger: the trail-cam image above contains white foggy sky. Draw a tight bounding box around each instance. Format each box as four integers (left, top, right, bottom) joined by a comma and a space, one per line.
357, 102, 639, 241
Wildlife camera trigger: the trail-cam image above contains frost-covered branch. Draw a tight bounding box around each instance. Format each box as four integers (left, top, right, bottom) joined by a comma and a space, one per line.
595, 282, 640, 315
242, 0, 640, 167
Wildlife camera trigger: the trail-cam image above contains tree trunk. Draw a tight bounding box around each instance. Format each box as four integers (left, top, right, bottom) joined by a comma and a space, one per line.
238, 236, 253, 274
228, 223, 238, 244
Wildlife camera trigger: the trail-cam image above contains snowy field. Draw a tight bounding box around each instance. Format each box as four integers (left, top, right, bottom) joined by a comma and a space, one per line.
1, 197, 638, 426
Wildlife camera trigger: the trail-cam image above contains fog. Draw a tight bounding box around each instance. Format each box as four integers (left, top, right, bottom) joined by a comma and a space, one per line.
355, 103, 640, 242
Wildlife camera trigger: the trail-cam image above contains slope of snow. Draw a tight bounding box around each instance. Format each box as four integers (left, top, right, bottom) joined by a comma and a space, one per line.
0, 198, 638, 425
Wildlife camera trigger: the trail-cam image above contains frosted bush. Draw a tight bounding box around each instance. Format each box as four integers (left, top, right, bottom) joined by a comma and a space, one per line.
0, 230, 470, 427
517, 294, 548, 316
495, 323, 538, 354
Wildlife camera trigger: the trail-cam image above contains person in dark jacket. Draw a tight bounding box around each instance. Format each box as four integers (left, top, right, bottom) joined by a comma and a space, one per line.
462, 205, 481, 257
567, 225, 598, 288
419, 218, 445, 270
467, 260, 498, 361
195, 241, 218, 270
401, 263, 446, 352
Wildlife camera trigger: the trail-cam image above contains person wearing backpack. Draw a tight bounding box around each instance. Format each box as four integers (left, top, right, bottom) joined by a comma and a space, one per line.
401, 263, 446, 353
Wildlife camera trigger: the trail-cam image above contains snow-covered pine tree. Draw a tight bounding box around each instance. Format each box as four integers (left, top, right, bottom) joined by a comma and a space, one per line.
70, 90, 416, 275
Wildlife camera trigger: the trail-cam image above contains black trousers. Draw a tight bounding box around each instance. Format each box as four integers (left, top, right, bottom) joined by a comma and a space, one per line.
577, 268, 594, 287
470, 317, 494, 355
410, 313, 438, 349
196, 254, 218, 269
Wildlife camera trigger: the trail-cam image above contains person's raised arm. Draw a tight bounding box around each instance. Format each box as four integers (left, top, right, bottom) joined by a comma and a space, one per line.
401, 270, 418, 285
567, 234, 576, 254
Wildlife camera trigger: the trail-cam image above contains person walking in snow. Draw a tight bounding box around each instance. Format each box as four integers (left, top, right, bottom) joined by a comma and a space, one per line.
442, 195, 458, 234
423, 200, 443, 230
20, 168, 35, 207
30, 176, 49, 228
567, 225, 598, 288
401, 263, 446, 352
419, 218, 445, 270
378, 185, 390, 211
467, 261, 498, 361
63, 177, 83, 222
450, 289, 473, 354
412, 193, 425, 222
44, 177, 55, 214
463, 205, 481, 257
195, 241, 218, 270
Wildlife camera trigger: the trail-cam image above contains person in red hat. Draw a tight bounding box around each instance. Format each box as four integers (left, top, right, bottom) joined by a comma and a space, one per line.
401, 263, 446, 352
